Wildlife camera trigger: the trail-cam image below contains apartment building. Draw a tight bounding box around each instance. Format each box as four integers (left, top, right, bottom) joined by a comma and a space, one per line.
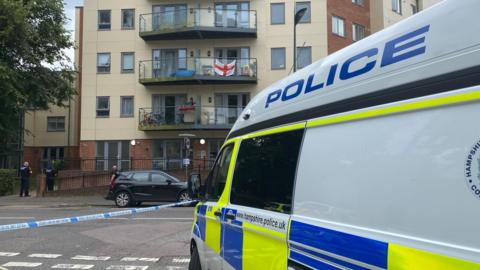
22, 0, 444, 172
370, 0, 443, 33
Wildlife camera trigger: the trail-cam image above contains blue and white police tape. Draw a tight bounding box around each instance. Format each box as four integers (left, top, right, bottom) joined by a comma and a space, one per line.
0, 200, 197, 233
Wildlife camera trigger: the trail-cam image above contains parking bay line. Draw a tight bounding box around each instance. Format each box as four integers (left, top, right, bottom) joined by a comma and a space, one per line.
0, 252, 19, 257
2, 262, 42, 267
121, 257, 159, 262
28, 254, 62, 259
51, 264, 94, 269
72, 255, 110, 261
106, 266, 148, 270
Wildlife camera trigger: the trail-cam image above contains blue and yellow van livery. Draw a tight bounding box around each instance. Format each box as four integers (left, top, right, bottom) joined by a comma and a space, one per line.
189, 0, 480, 269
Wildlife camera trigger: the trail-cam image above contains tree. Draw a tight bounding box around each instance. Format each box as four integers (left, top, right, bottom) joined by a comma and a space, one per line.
0, 0, 75, 161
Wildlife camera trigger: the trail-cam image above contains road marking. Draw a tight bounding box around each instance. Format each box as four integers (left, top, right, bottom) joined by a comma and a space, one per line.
121, 257, 159, 262
108, 218, 193, 221
2, 262, 42, 267
106, 266, 148, 270
72, 255, 110, 261
51, 264, 94, 269
172, 258, 190, 264
0, 217, 35, 220
0, 253, 19, 257
29, 253, 62, 259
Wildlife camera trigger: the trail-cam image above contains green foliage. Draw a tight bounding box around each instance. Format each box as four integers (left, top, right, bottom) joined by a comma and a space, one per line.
0, 169, 16, 196
0, 0, 75, 154
52, 159, 64, 171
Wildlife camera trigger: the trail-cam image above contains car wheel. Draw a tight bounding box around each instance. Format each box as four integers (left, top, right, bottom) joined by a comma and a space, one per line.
115, 191, 131, 208
189, 244, 201, 270
177, 191, 191, 203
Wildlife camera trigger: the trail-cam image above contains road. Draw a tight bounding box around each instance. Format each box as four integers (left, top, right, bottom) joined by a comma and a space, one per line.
0, 196, 194, 269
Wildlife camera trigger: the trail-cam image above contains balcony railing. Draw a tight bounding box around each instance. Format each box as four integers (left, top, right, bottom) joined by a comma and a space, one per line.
139, 106, 244, 131
139, 57, 257, 85
139, 8, 257, 40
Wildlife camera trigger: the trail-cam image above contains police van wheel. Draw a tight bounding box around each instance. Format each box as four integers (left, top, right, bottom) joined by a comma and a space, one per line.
189, 245, 201, 270
115, 191, 131, 208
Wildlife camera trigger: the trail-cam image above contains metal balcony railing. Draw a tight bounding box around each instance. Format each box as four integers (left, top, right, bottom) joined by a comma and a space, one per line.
139, 106, 245, 130
139, 57, 257, 85
139, 8, 257, 39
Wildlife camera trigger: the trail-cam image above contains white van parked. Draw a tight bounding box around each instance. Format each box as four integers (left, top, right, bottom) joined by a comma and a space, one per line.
189, 0, 480, 269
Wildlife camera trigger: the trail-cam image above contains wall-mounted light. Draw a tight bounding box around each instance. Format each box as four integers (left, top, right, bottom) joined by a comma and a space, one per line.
130, 140, 136, 146
200, 139, 206, 145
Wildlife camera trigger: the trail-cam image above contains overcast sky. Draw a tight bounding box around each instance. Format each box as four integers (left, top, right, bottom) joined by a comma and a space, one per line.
64, 0, 84, 67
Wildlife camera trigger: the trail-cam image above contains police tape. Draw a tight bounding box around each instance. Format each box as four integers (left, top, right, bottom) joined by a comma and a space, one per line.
0, 200, 197, 233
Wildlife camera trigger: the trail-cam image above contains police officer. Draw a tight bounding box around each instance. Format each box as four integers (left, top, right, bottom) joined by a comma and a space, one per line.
43, 164, 57, 192
19, 161, 32, 197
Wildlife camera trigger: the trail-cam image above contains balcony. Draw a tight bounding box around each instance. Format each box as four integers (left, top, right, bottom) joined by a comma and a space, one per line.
139, 8, 257, 40
138, 106, 243, 131
139, 58, 257, 85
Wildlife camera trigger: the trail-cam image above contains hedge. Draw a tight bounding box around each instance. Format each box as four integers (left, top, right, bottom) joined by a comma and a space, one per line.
0, 169, 16, 196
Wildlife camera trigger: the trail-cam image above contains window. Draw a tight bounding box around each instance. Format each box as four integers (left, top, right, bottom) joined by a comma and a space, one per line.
98, 10, 111, 30
47, 117, 65, 132
297, 46, 312, 70
120, 96, 134, 118
96, 96, 110, 117
352, 23, 365, 41
230, 130, 304, 214
151, 173, 169, 183
271, 48, 286, 70
392, 0, 402, 14
122, 9, 135, 29
42, 147, 64, 160
121, 52, 134, 73
133, 172, 150, 182
271, 3, 285, 24
95, 141, 130, 171
352, 0, 364, 5
97, 53, 111, 73
411, 4, 419, 14
205, 144, 234, 201
295, 2, 311, 24
332, 16, 345, 37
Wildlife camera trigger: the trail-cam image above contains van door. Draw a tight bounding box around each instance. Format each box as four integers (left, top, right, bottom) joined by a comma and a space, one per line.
223, 128, 304, 269
198, 143, 236, 270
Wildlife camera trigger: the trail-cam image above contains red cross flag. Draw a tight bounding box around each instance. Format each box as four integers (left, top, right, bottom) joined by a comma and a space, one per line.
214, 59, 236, 77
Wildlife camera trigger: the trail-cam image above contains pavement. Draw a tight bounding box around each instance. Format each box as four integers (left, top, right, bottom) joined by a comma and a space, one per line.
0, 195, 195, 269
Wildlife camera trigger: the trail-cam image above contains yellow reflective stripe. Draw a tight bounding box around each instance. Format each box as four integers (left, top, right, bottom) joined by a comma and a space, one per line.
307, 90, 480, 128
388, 244, 480, 270
240, 122, 306, 140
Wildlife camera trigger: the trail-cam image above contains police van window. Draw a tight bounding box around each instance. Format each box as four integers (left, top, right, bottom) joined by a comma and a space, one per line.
230, 129, 304, 214
205, 144, 234, 201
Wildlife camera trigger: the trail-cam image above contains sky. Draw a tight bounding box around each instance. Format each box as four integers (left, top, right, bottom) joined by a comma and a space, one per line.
64, 0, 84, 67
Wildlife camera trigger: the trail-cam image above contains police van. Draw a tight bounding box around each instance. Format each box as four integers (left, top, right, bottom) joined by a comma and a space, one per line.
188, 0, 480, 269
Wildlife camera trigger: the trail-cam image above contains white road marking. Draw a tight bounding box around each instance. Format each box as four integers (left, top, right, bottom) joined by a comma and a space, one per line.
108, 217, 193, 221
28, 253, 62, 259
0, 252, 19, 257
2, 262, 42, 267
106, 266, 148, 270
121, 257, 159, 262
51, 264, 94, 269
72, 255, 110, 261
172, 258, 190, 263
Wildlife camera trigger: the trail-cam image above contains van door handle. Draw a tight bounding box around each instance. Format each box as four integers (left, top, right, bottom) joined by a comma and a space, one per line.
214, 211, 222, 217
225, 213, 235, 220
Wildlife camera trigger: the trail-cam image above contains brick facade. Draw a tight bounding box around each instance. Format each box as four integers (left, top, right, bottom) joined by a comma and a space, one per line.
327, 0, 371, 54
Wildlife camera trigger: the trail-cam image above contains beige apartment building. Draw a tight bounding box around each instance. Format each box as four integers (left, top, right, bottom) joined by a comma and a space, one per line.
22, 0, 441, 172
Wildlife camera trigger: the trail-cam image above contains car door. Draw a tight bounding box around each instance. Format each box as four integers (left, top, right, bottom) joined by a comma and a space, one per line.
129, 172, 154, 200
198, 143, 236, 270
151, 172, 177, 201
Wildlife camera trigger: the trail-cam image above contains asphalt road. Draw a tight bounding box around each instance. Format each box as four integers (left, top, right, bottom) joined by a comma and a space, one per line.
0, 196, 194, 269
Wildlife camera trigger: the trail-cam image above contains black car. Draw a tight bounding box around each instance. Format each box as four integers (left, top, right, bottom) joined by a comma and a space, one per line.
105, 170, 191, 207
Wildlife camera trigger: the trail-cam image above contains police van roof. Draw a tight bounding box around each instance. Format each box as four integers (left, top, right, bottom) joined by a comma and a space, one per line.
228, 0, 480, 139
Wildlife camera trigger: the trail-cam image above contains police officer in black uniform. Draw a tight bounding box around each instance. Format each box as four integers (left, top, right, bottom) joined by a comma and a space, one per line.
44, 164, 57, 192
19, 161, 32, 197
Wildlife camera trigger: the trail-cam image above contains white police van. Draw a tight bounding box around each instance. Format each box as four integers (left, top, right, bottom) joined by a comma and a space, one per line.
188, 0, 480, 269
